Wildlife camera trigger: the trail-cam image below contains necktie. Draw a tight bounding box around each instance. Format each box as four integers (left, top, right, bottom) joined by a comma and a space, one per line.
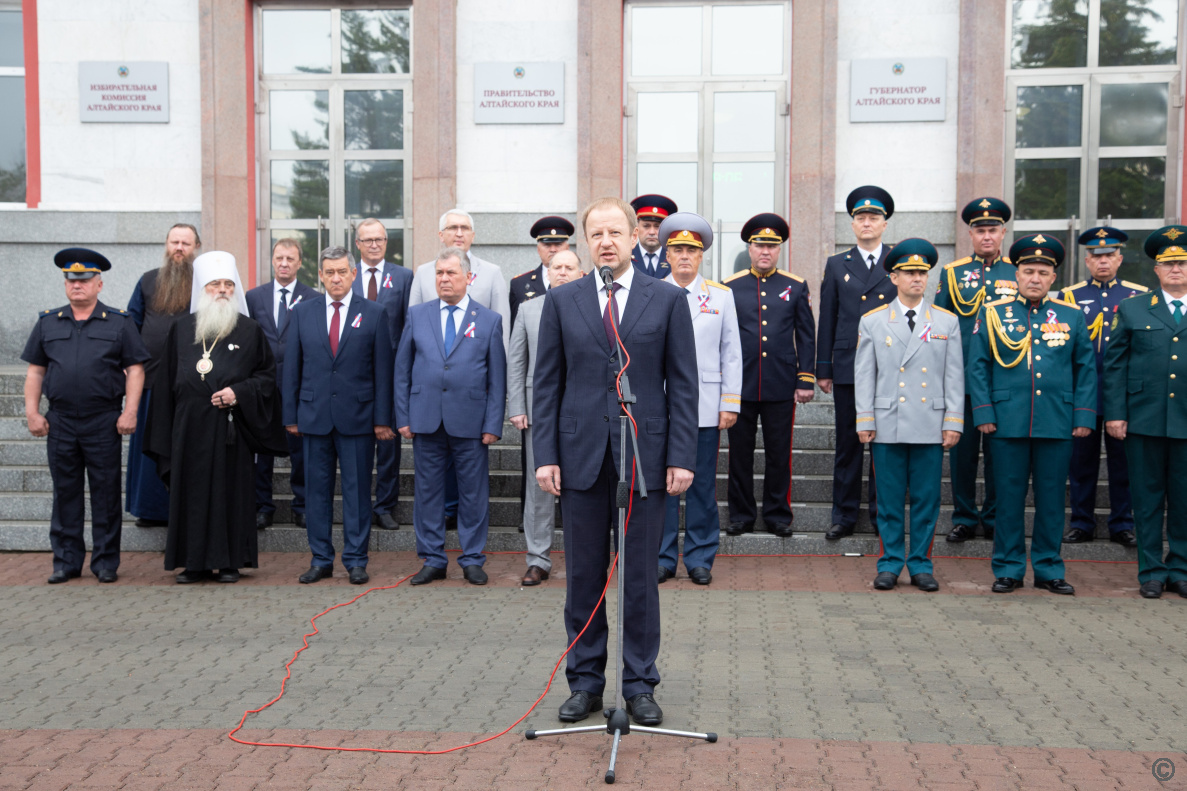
602, 283, 621, 347
647, 254, 656, 277
906, 309, 916, 333
329, 301, 342, 356
367, 268, 378, 301
444, 305, 458, 354
278, 287, 289, 334
1173, 300, 1183, 325
867, 254, 875, 270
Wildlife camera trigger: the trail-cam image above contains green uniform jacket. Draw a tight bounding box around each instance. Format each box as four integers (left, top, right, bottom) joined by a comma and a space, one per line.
934, 254, 1016, 375
967, 295, 1097, 438
1102, 290, 1187, 438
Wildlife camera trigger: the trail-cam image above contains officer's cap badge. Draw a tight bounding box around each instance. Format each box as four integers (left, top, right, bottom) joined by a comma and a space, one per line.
1166, 228, 1184, 241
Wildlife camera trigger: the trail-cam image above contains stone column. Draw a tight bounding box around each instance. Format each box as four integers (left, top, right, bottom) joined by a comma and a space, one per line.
575, 0, 623, 259
955, 0, 1007, 245
412, 0, 458, 270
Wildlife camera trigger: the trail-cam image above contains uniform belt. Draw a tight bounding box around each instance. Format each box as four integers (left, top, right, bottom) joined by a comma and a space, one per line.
47, 402, 122, 418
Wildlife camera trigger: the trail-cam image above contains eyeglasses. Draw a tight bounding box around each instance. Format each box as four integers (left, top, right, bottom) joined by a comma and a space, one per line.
443, 225, 473, 234
1156, 262, 1187, 269
357, 237, 387, 246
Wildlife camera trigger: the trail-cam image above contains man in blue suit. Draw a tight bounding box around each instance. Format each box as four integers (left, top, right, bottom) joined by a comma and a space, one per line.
534, 197, 698, 728
352, 218, 414, 531
245, 239, 318, 528
395, 248, 506, 585
283, 246, 395, 585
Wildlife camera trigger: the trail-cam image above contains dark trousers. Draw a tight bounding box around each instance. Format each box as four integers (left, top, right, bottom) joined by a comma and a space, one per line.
46, 410, 123, 573
562, 445, 666, 700
304, 431, 374, 569
254, 431, 305, 516
727, 399, 795, 529
1123, 434, 1187, 584
951, 395, 995, 529
989, 437, 1070, 582
125, 389, 170, 522
373, 437, 400, 517
831, 384, 877, 528
872, 443, 942, 576
1069, 416, 1133, 534
660, 427, 721, 572
411, 428, 490, 569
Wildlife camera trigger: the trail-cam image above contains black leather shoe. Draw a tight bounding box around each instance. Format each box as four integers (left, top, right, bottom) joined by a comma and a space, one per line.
1035, 578, 1075, 595
688, 567, 712, 585
135, 518, 167, 527
463, 565, 488, 585
981, 524, 994, 541
96, 569, 118, 583
625, 693, 663, 726
992, 577, 1022, 593
558, 691, 603, 723
947, 524, 976, 543
911, 573, 939, 592
47, 569, 80, 584
873, 571, 897, 590
216, 569, 240, 583
657, 565, 675, 583
293, 512, 306, 528
1063, 527, 1094, 543
825, 524, 853, 541
298, 566, 333, 584
1110, 530, 1138, 548
522, 565, 549, 586
769, 523, 794, 537
256, 511, 273, 529
1139, 580, 1164, 599
176, 570, 210, 584
445, 515, 458, 531
348, 567, 369, 585
410, 565, 447, 585
725, 522, 753, 536
374, 513, 399, 530
1167, 580, 1187, 599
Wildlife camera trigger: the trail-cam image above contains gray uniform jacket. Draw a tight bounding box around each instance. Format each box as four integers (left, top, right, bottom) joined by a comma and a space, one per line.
410, 251, 511, 352
507, 296, 545, 423
663, 273, 743, 427
854, 300, 965, 443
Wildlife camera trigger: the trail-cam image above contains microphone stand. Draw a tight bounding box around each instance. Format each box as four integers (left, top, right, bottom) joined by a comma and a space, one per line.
526, 266, 716, 784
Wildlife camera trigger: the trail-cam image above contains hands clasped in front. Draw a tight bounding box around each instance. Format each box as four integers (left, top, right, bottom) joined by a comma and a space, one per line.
535, 464, 694, 497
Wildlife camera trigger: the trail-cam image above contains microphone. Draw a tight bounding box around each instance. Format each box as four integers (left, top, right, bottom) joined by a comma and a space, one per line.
599, 265, 615, 286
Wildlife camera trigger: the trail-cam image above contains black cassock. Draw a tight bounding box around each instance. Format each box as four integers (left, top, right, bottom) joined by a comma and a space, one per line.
147, 313, 288, 571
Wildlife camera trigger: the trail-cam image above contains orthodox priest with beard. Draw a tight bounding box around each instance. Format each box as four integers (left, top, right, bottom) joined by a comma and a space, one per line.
147, 252, 288, 583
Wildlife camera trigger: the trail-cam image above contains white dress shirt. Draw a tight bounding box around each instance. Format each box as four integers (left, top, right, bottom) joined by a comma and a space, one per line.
325, 289, 354, 334
440, 294, 471, 339
894, 297, 924, 331
856, 243, 884, 270
273, 278, 298, 325
597, 264, 635, 320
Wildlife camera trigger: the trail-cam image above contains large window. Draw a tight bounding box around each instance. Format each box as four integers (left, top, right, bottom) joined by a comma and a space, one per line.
625, 2, 791, 279
257, 5, 411, 287
1007, 0, 1183, 288
0, 5, 25, 204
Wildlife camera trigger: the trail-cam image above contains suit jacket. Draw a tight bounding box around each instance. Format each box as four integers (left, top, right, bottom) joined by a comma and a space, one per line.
282, 295, 394, 435
509, 263, 548, 330
394, 298, 506, 439
816, 246, 896, 384
663, 273, 743, 426
507, 297, 545, 424
854, 302, 965, 443
532, 272, 699, 491
245, 279, 319, 386
725, 267, 816, 400
631, 243, 670, 279
1103, 290, 1187, 438
410, 251, 511, 352
352, 260, 414, 353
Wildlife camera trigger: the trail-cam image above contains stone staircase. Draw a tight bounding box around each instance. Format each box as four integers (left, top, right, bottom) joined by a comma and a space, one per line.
0, 367, 1137, 560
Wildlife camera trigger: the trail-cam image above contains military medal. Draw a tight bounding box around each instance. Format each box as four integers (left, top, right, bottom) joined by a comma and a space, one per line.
960, 269, 980, 289
886, 335, 893, 347
1041, 309, 1069, 347
994, 279, 1017, 296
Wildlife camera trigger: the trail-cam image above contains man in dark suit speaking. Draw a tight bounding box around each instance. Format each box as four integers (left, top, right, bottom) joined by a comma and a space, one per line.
533, 197, 698, 727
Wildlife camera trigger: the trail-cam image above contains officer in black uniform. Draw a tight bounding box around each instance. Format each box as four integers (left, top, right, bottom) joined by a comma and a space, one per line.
630, 194, 677, 278
817, 186, 898, 539
21, 249, 150, 584
509, 216, 573, 329
724, 213, 816, 536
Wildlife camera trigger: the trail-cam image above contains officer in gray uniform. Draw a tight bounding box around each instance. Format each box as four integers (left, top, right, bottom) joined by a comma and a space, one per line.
854, 239, 964, 592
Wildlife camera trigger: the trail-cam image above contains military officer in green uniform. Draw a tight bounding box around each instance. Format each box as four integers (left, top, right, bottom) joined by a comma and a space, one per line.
968, 233, 1096, 595
936, 197, 1017, 543
1102, 226, 1187, 599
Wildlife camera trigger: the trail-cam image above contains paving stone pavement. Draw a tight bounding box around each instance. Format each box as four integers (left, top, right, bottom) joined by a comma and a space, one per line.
1, 551, 1184, 790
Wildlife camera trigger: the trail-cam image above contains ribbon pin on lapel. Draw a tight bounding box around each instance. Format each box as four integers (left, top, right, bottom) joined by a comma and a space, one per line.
917, 323, 933, 342
290, 295, 302, 309
463, 321, 476, 338
383, 273, 393, 289
351, 314, 362, 329
779, 286, 791, 302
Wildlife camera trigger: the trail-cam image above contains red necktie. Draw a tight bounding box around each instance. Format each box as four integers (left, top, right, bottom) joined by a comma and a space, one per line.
330, 301, 342, 356
602, 283, 621, 348
367, 268, 378, 301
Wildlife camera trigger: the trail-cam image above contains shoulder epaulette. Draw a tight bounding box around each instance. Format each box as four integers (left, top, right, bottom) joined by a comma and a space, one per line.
705, 279, 730, 291
930, 305, 956, 317
776, 270, 805, 282
723, 270, 749, 283
943, 256, 973, 270
862, 304, 889, 318
41, 309, 52, 315
1065, 280, 1088, 293
1121, 280, 1149, 292
985, 296, 1014, 307
1053, 296, 1077, 308
1001, 256, 1012, 264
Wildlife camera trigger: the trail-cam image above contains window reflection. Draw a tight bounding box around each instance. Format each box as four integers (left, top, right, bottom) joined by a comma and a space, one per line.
1114, 236, 1159, 290
345, 90, 403, 150
345, 160, 404, 219
637, 163, 698, 214
1011, 0, 1088, 69
711, 5, 783, 76
1016, 85, 1082, 148
715, 92, 776, 153
1099, 0, 1178, 66
638, 93, 699, 153
0, 76, 25, 202
631, 6, 702, 77
1014, 158, 1081, 219
341, 10, 410, 74
1099, 83, 1167, 147
262, 10, 331, 75
0, 11, 23, 68
1098, 157, 1165, 219
271, 160, 329, 220
270, 91, 329, 151
712, 162, 774, 223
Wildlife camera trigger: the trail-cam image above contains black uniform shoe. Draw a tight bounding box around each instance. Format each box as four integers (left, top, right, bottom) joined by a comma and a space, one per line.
216, 569, 240, 583
688, 567, 712, 585
981, 524, 994, 541
825, 524, 853, 541
1166, 580, 1187, 599
910, 573, 939, 592
991, 577, 1022, 593
1034, 578, 1075, 595
769, 523, 794, 537
462, 565, 488, 585
1139, 580, 1164, 599
96, 569, 118, 583
374, 513, 399, 530
298, 566, 333, 584
445, 515, 458, 531
657, 565, 675, 583
558, 691, 603, 723
293, 512, 306, 528
410, 565, 447, 585
1110, 530, 1138, 548
47, 569, 80, 584
947, 524, 977, 543
176, 570, 210, 584
725, 522, 753, 536
348, 567, 369, 585
1063, 527, 1094, 543
256, 511, 273, 529
625, 693, 663, 726
873, 571, 897, 590
135, 518, 167, 528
